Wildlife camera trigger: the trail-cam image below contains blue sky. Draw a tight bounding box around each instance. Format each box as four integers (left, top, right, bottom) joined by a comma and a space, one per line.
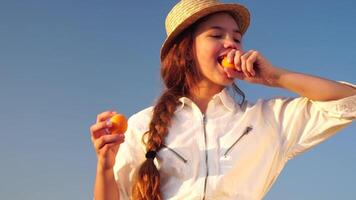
0, 1, 355, 199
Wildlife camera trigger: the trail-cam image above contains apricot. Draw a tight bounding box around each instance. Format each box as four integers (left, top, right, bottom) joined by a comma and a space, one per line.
221, 57, 235, 68
109, 114, 128, 134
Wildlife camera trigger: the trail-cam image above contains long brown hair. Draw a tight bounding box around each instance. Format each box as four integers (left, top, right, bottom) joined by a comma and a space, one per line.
131, 14, 245, 200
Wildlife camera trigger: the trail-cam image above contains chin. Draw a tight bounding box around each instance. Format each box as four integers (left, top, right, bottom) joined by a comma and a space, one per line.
218, 78, 234, 87
221, 74, 235, 84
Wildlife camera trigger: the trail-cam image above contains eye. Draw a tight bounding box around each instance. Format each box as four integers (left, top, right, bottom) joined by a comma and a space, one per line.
234, 38, 241, 43
210, 34, 222, 38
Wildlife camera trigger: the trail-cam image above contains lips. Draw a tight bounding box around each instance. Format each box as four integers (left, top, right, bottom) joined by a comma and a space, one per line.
216, 55, 231, 78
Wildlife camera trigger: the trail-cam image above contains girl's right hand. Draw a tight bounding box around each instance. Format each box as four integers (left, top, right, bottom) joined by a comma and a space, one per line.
90, 110, 126, 171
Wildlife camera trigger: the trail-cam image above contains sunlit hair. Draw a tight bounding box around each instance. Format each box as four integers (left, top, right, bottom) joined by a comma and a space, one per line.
131, 12, 245, 200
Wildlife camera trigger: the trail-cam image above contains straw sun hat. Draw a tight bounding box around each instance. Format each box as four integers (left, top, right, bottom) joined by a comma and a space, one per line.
160, 0, 250, 60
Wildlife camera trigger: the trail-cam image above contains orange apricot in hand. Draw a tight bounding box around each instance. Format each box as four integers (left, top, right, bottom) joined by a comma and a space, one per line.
221, 57, 235, 68
109, 114, 128, 134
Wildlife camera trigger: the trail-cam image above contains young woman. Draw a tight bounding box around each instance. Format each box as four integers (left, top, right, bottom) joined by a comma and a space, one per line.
90, 1, 356, 199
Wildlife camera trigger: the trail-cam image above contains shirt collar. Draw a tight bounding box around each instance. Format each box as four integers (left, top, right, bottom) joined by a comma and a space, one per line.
177, 97, 192, 112
177, 88, 237, 112
216, 88, 236, 112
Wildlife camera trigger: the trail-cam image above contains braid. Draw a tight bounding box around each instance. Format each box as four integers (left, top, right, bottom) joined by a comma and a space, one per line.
131, 25, 197, 200
131, 89, 181, 200
145, 89, 181, 151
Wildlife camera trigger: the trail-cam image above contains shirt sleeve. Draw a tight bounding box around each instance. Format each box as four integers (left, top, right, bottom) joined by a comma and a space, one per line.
112, 113, 147, 199
265, 82, 356, 160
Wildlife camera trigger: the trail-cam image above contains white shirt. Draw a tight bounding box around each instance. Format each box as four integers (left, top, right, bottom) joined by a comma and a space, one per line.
114, 83, 356, 200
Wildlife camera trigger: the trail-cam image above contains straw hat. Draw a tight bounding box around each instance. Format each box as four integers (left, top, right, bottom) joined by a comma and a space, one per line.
161, 0, 250, 60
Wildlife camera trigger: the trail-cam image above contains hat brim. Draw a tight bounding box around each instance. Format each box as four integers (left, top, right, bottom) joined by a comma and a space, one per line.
160, 3, 250, 60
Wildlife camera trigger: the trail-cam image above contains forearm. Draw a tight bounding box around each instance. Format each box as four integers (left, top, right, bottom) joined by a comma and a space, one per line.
94, 165, 120, 200
274, 67, 356, 101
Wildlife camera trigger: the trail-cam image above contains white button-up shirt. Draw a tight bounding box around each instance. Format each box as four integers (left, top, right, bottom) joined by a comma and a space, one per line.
114, 83, 356, 200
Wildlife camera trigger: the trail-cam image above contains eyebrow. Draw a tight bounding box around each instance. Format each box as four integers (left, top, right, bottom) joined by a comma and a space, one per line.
209, 26, 241, 35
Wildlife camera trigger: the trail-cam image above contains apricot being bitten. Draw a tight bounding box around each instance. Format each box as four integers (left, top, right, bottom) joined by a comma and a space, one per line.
221, 57, 235, 68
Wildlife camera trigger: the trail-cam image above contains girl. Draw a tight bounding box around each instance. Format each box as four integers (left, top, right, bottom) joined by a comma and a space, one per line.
90, 0, 356, 199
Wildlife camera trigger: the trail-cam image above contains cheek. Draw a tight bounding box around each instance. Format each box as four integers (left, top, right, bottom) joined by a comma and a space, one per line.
194, 41, 220, 66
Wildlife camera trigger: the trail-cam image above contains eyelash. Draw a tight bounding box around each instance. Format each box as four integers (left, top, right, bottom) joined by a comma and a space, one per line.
211, 35, 222, 38
211, 35, 241, 43
234, 39, 241, 43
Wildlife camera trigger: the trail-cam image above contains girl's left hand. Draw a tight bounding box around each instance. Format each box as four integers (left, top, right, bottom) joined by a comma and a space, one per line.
224, 50, 283, 87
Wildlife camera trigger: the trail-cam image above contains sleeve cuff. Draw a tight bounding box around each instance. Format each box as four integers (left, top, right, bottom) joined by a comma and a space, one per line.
311, 81, 356, 119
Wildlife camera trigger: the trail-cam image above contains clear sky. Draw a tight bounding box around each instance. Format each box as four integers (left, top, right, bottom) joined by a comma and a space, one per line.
0, 0, 355, 199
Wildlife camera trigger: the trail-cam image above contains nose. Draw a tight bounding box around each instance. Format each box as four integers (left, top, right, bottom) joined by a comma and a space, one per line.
223, 37, 239, 50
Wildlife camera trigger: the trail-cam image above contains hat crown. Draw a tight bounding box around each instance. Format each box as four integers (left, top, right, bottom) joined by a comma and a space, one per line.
165, 0, 221, 36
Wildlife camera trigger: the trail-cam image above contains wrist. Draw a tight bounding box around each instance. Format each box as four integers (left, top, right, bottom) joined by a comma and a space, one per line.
96, 160, 114, 174
270, 66, 289, 88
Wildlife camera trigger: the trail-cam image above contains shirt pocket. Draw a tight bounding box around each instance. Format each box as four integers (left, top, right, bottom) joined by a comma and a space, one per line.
219, 126, 253, 172
157, 144, 190, 180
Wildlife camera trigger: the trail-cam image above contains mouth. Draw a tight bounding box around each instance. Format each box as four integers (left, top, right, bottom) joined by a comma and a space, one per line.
217, 55, 225, 65
216, 55, 232, 79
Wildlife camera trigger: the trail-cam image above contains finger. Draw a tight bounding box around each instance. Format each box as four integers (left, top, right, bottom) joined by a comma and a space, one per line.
94, 134, 125, 151
224, 67, 244, 79
241, 50, 254, 77
234, 50, 243, 71
96, 110, 118, 123
227, 49, 236, 64
108, 135, 125, 153
246, 50, 258, 76
90, 121, 113, 139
